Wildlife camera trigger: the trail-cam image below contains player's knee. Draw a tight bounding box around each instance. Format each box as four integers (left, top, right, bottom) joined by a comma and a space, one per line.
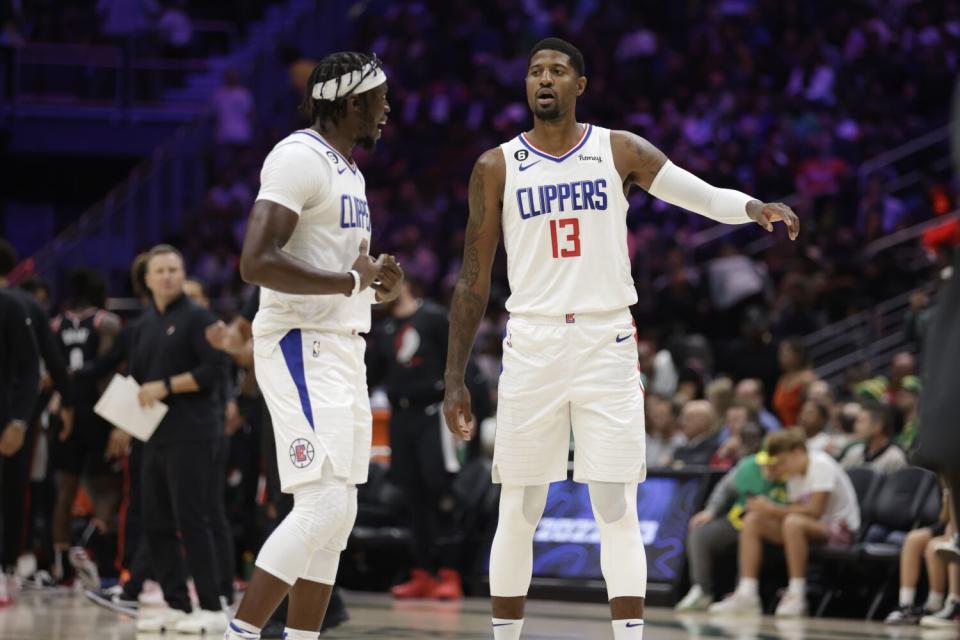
289, 480, 353, 552
499, 484, 548, 531
588, 482, 630, 525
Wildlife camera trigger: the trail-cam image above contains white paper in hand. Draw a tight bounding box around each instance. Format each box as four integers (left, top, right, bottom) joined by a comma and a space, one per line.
94, 374, 168, 442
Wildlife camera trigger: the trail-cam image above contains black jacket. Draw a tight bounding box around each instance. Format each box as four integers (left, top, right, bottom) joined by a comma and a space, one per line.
0, 290, 40, 425
128, 294, 228, 444
4, 286, 71, 405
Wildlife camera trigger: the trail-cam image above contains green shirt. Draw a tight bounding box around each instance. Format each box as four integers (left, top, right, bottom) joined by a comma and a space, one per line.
727, 454, 788, 530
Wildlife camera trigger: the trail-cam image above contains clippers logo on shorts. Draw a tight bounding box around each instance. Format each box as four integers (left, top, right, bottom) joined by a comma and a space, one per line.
289, 438, 315, 468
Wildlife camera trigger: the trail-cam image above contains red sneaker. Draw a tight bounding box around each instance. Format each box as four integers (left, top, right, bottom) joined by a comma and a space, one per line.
430, 568, 463, 600
390, 569, 437, 599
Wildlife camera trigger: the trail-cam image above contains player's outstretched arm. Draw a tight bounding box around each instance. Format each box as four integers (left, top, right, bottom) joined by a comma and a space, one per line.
442, 148, 505, 441
240, 202, 382, 294
611, 130, 800, 240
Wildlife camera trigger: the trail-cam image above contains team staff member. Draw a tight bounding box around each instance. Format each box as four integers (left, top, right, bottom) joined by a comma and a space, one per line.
368, 280, 474, 600
0, 288, 41, 603
129, 244, 231, 635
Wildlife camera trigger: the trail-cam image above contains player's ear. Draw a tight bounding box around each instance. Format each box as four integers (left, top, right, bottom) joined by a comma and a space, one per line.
577, 76, 587, 96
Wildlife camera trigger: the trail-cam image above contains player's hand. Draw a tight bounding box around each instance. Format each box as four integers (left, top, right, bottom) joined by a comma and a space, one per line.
442, 382, 475, 441
138, 381, 168, 408
104, 428, 131, 460
689, 509, 715, 531
206, 320, 243, 355
747, 201, 800, 241
0, 421, 27, 457
59, 406, 75, 442
351, 239, 384, 292
373, 255, 404, 303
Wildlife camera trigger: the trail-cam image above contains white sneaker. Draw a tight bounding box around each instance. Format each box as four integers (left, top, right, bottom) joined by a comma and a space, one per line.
708, 591, 762, 615
920, 600, 960, 628
68, 547, 100, 591
174, 609, 228, 635
136, 608, 189, 633
675, 585, 714, 611
775, 591, 808, 617
139, 580, 167, 607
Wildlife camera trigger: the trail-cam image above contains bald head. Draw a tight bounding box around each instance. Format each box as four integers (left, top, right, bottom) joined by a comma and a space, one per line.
735, 378, 763, 411
680, 400, 718, 440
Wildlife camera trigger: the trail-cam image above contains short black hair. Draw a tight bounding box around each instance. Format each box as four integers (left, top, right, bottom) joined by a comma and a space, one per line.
862, 401, 896, 438
0, 238, 18, 277
528, 37, 585, 76
67, 268, 108, 309
300, 52, 382, 126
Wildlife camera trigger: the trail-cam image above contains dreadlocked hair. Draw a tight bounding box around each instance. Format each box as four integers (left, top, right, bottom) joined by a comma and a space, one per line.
300, 51, 381, 126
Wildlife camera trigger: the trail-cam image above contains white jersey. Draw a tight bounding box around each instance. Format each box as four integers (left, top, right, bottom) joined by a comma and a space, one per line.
500, 124, 636, 315
252, 129, 376, 341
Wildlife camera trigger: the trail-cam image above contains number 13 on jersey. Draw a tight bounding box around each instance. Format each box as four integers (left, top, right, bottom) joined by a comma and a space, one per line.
549, 218, 581, 258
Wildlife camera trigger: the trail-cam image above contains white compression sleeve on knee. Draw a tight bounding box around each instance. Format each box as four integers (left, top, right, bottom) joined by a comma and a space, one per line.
255, 480, 350, 585
648, 160, 755, 225
301, 485, 357, 585
489, 484, 548, 597
589, 482, 647, 599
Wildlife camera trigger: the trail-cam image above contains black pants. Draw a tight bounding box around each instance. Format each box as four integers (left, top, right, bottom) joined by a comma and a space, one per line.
211, 435, 235, 601
142, 439, 222, 612
1, 424, 34, 570
389, 406, 460, 571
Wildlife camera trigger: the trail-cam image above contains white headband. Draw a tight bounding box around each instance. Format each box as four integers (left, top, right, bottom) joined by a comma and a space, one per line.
311, 63, 387, 101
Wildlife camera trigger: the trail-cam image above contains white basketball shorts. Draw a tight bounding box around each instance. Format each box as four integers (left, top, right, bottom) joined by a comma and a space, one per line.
254, 329, 371, 492
494, 308, 646, 486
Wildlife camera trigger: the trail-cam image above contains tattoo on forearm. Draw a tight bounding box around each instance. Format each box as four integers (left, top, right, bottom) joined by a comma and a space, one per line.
446, 160, 491, 379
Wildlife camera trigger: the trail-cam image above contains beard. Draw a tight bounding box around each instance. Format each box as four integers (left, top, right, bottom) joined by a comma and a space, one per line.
357, 135, 377, 151
533, 104, 561, 121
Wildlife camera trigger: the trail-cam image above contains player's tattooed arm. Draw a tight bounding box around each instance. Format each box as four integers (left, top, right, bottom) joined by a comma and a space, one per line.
240, 202, 381, 295
610, 130, 668, 192
443, 147, 504, 440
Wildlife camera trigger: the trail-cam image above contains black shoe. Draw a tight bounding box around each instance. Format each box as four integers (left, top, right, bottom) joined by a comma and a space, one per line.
884, 604, 926, 625
84, 585, 139, 617
261, 619, 286, 639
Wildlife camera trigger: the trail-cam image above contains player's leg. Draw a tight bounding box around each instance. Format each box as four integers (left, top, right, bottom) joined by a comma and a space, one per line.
489, 317, 570, 638
775, 513, 828, 616
587, 482, 646, 635
569, 312, 648, 637
51, 417, 84, 583
82, 412, 124, 584
489, 483, 549, 635
229, 475, 354, 637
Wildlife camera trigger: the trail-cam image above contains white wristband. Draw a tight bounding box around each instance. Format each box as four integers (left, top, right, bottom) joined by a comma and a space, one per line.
347, 270, 361, 297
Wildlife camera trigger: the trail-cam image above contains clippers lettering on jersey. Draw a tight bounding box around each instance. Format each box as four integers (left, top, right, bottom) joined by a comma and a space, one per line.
516, 179, 608, 220
339, 194, 371, 231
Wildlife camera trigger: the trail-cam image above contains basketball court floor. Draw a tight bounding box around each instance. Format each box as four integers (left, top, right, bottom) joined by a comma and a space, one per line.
2, 590, 957, 640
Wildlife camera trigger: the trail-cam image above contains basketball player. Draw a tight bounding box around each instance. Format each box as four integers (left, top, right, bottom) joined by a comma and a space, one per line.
50, 269, 124, 588
442, 38, 800, 640
224, 51, 403, 640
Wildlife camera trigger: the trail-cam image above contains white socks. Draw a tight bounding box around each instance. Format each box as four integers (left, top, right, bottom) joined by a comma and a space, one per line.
899, 586, 917, 607
282, 628, 319, 640
787, 578, 806, 596
612, 619, 644, 639
492, 618, 523, 640
225, 619, 260, 639
925, 591, 944, 612
737, 577, 759, 598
